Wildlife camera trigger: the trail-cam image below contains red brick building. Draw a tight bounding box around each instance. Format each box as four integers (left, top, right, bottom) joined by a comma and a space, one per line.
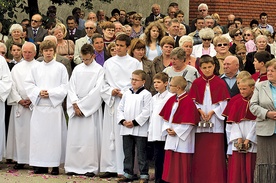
189, 1, 276, 29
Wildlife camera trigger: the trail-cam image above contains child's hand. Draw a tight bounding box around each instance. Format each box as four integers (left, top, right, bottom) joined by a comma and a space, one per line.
206, 110, 214, 121
244, 139, 250, 150
123, 121, 134, 128
167, 128, 176, 136
198, 109, 207, 121
237, 138, 243, 144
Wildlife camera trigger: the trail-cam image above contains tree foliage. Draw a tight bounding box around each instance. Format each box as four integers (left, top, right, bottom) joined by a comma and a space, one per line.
0, 0, 113, 34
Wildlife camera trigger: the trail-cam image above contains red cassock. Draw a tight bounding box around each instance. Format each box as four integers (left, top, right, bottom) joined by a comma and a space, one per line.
160, 93, 199, 183
226, 96, 256, 183
189, 75, 230, 183
251, 72, 267, 82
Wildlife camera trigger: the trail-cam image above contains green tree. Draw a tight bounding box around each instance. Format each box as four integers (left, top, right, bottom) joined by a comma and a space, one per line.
0, 0, 113, 34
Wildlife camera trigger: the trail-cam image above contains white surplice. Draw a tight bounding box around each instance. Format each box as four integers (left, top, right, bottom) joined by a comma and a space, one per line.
6, 59, 38, 163
230, 120, 257, 153
195, 84, 227, 133
148, 91, 173, 142
0, 56, 12, 160
100, 54, 142, 174
65, 61, 104, 174
24, 60, 68, 167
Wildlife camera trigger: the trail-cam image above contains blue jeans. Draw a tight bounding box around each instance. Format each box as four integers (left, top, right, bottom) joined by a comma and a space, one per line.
122, 135, 149, 179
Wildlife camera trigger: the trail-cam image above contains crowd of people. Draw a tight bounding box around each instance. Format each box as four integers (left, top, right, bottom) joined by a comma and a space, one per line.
1, 1, 276, 183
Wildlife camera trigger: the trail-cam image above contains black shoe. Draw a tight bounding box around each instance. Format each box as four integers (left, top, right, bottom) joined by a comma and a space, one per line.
51, 167, 59, 175
34, 167, 48, 174
13, 163, 25, 170
117, 176, 133, 183
85, 172, 95, 177
99, 172, 118, 178
66, 172, 79, 176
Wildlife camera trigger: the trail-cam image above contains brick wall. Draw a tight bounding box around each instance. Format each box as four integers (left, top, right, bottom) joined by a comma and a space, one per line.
189, 0, 276, 28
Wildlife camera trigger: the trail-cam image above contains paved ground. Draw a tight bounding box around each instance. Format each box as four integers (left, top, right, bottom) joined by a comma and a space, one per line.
0, 162, 155, 183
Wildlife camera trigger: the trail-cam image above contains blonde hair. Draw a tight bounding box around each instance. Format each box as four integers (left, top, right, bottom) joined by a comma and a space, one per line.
237, 71, 251, 80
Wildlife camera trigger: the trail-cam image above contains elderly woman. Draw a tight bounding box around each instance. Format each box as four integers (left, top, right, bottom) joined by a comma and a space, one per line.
143, 21, 165, 61
163, 47, 199, 92
152, 36, 174, 73
244, 35, 274, 74
192, 28, 216, 58
250, 59, 276, 183
128, 38, 156, 95
52, 23, 74, 62
5, 24, 25, 60
130, 13, 144, 39
179, 35, 196, 67
229, 28, 243, 55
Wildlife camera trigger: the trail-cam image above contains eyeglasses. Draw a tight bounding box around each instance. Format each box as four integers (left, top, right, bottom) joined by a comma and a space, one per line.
243, 33, 251, 37
202, 38, 212, 41
130, 78, 143, 82
217, 43, 228, 47
85, 27, 94, 30
234, 32, 242, 36
31, 19, 40, 23
237, 52, 246, 55
199, 9, 207, 12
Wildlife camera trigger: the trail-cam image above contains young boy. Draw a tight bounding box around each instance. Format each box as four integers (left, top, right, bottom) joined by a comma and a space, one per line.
24, 40, 68, 175
252, 50, 271, 83
189, 55, 230, 183
117, 69, 152, 183
148, 72, 173, 183
160, 76, 199, 183
65, 44, 104, 177
227, 77, 257, 183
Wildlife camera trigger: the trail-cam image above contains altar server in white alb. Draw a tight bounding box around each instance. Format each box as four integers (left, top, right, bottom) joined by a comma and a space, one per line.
24, 40, 68, 175
100, 34, 142, 178
7, 42, 38, 170
65, 43, 104, 177
0, 55, 12, 160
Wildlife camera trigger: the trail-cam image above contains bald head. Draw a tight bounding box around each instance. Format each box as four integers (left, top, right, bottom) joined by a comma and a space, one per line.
223, 55, 239, 78
22, 42, 36, 61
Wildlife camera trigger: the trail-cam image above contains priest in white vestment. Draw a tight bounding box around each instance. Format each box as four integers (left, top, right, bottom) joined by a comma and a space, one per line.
7, 42, 38, 169
65, 44, 104, 177
24, 40, 68, 175
100, 34, 142, 177
0, 55, 12, 160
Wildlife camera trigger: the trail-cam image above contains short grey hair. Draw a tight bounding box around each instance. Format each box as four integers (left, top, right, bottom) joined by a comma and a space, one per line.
9, 24, 23, 34
198, 3, 208, 11
85, 20, 97, 27
199, 28, 215, 39
0, 42, 7, 53
179, 35, 194, 47
255, 35, 268, 43
22, 41, 37, 52
204, 15, 214, 22
170, 47, 186, 61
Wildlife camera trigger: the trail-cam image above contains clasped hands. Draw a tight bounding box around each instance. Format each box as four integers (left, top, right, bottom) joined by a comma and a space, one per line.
123, 120, 134, 128
18, 99, 32, 108
112, 88, 122, 98
198, 109, 214, 122
40, 90, 49, 98
73, 103, 83, 117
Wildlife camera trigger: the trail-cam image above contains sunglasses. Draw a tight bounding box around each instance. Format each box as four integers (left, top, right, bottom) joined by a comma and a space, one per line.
31, 19, 40, 23
217, 43, 228, 47
199, 9, 207, 12
234, 32, 242, 36
243, 33, 251, 37
85, 27, 94, 30
237, 52, 246, 55
202, 38, 211, 41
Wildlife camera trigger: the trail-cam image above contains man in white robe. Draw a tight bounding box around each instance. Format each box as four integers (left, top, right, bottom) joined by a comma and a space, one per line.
100, 34, 142, 177
0, 55, 12, 160
24, 40, 68, 175
65, 44, 104, 177
7, 42, 38, 169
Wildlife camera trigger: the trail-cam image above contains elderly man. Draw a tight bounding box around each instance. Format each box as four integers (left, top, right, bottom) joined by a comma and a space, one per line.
74, 20, 96, 65
204, 15, 215, 28
222, 14, 235, 34
145, 4, 165, 27
221, 55, 240, 97
7, 42, 38, 170
190, 3, 209, 32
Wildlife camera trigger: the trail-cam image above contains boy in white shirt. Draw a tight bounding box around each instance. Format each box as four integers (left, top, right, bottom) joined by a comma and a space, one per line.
117, 69, 152, 183
148, 72, 173, 183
